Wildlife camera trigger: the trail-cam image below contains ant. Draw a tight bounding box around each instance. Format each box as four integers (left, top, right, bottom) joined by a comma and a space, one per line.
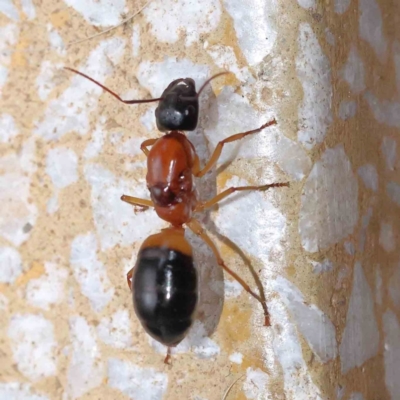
65, 67, 289, 364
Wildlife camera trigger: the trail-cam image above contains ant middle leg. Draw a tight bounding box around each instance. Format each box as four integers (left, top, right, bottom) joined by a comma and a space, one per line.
186, 219, 271, 326
195, 119, 277, 178
195, 182, 289, 212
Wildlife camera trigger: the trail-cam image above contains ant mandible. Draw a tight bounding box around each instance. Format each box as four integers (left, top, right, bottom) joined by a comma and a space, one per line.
65, 67, 289, 364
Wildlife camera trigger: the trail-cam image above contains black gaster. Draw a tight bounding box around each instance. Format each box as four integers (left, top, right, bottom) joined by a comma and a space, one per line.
155, 78, 199, 132
132, 247, 198, 346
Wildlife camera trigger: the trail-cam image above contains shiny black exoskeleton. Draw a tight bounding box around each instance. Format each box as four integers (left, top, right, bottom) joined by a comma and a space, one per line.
155, 78, 199, 132
133, 246, 198, 346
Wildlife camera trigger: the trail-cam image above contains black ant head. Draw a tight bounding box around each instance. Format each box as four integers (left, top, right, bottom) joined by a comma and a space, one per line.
155, 78, 199, 132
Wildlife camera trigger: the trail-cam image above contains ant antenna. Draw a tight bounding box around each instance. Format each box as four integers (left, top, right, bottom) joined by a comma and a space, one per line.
196, 71, 231, 98
64, 67, 163, 104
179, 71, 231, 102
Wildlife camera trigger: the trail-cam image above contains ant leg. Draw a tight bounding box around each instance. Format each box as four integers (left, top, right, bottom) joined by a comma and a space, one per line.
164, 347, 172, 365
121, 195, 153, 212
186, 219, 271, 326
195, 182, 289, 212
126, 268, 133, 291
195, 119, 277, 178
140, 138, 158, 156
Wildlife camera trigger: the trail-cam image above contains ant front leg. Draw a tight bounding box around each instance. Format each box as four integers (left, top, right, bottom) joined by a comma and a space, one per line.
121, 195, 154, 213
140, 138, 158, 156
186, 219, 271, 326
195, 182, 289, 212
195, 119, 277, 178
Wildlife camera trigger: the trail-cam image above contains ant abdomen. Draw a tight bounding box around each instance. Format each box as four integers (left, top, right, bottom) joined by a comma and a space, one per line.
155, 78, 199, 132
132, 228, 198, 347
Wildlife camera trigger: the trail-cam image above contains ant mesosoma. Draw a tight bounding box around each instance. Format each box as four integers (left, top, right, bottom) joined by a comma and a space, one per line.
65, 67, 289, 364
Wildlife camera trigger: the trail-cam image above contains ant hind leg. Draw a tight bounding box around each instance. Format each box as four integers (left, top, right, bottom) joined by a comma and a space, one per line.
164, 347, 172, 365
186, 219, 271, 326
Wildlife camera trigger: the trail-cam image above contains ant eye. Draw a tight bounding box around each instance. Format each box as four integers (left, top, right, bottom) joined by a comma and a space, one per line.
186, 105, 195, 115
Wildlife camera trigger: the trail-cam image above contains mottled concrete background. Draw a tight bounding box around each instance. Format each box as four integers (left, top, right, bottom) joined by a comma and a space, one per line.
0, 0, 399, 399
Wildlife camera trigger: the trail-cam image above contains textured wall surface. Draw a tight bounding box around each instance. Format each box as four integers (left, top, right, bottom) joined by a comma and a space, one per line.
0, 0, 399, 399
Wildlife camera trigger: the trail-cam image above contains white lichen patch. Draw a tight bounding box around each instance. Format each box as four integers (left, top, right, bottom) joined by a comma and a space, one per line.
47, 24, 65, 56
144, 0, 221, 47
229, 352, 243, 364
140, 106, 157, 132
375, 265, 383, 306
0, 0, 19, 21
97, 309, 133, 348
273, 276, 337, 363
150, 320, 220, 359
67, 316, 104, 399
84, 163, 165, 251
204, 86, 311, 180
206, 44, 252, 83
63, 0, 125, 26
269, 297, 323, 399
383, 310, 400, 399
36, 61, 63, 101
178, 321, 220, 359
223, 0, 277, 66
21, 0, 36, 20
364, 92, 400, 128
334, 0, 351, 13
350, 393, 364, 400
359, 0, 387, 61
357, 164, 378, 192
0, 113, 18, 143
70, 232, 114, 313
137, 57, 209, 98
388, 263, 400, 307
0, 292, 9, 310
215, 176, 286, 263
358, 207, 372, 252
46, 147, 78, 189
0, 23, 19, 95
47, 194, 59, 215
299, 145, 358, 252
108, 358, 168, 400
310, 258, 333, 274
25, 262, 68, 310
387, 181, 400, 206
381, 137, 397, 170
224, 279, 243, 298
340, 262, 380, 373
8, 314, 57, 381
131, 23, 140, 57
340, 46, 365, 94
83, 116, 107, 159
0, 246, 22, 283
243, 368, 269, 399
379, 222, 395, 252
339, 100, 357, 120
0, 173, 38, 246
296, 23, 332, 149
0, 383, 49, 400
274, 133, 313, 181
297, 0, 315, 8
35, 37, 125, 141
